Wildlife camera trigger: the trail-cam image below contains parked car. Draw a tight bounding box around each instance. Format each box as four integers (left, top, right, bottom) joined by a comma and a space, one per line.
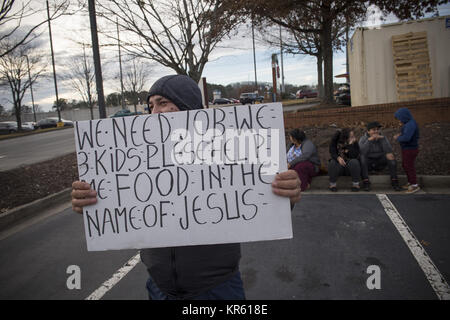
36, 117, 73, 129
0, 121, 18, 134
296, 89, 318, 99
229, 98, 240, 104
21, 122, 35, 131
239, 92, 264, 104
109, 109, 142, 118
213, 98, 232, 105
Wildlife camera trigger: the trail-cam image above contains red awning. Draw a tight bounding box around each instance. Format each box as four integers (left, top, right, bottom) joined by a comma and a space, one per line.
335, 73, 349, 78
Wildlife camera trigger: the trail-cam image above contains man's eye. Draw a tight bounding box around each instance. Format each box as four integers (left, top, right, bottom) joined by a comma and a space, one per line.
160, 101, 168, 106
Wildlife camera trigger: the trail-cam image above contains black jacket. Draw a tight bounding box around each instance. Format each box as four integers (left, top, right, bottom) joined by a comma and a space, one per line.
329, 131, 360, 162
140, 244, 241, 299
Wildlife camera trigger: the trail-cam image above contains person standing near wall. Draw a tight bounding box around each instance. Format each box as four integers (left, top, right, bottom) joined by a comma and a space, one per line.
394, 107, 420, 194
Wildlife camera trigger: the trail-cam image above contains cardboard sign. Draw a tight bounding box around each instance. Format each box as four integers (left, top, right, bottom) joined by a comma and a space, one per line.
74, 103, 292, 251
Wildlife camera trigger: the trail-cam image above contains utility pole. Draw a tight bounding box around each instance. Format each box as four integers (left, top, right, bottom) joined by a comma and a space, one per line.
25, 55, 37, 123
345, 15, 350, 84
88, 0, 106, 119
271, 54, 278, 102
116, 18, 125, 110
46, 0, 61, 122
252, 18, 258, 92
279, 26, 285, 95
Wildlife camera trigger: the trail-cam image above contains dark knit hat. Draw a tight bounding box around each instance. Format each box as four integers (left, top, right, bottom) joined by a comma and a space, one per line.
147, 75, 203, 111
367, 121, 382, 130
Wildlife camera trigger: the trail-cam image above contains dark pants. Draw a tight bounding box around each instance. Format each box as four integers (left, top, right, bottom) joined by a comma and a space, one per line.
328, 159, 361, 183
292, 161, 318, 191
360, 155, 398, 181
146, 271, 246, 300
402, 149, 419, 185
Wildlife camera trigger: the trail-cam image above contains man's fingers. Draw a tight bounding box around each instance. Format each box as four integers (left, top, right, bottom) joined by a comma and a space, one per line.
274, 169, 298, 180
272, 178, 299, 190
72, 197, 97, 209
71, 188, 96, 200
272, 186, 301, 199
72, 180, 91, 190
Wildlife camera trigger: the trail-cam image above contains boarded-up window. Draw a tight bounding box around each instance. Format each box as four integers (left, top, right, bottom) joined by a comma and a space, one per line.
392, 32, 433, 101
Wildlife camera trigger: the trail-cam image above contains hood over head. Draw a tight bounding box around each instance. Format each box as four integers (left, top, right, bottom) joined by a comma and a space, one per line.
394, 107, 413, 124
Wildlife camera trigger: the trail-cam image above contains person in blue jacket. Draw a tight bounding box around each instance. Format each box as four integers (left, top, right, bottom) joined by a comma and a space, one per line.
394, 107, 420, 194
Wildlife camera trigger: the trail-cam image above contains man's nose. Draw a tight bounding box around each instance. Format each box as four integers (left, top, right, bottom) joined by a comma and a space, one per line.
151, 106, 161, 114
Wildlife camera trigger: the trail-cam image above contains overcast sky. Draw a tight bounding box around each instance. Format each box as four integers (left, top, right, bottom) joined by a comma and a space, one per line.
1, 1, 449, 112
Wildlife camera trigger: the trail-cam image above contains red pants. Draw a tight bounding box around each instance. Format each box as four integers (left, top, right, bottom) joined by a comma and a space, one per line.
402, 149, 419, 185
292, 161, 318, 191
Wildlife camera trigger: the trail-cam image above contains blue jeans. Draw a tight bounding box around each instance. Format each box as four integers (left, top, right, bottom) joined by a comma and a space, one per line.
146, 271, 246, 300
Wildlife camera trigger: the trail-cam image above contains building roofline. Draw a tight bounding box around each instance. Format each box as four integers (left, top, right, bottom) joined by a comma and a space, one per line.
355, 14, 450, 32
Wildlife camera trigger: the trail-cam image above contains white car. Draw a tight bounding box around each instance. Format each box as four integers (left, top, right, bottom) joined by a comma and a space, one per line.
22, 122, 36, 131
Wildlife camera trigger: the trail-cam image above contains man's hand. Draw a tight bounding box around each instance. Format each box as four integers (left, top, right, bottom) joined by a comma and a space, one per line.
271, 170, 301, 206
71, 181, 97, 214
337, 156, 346, 167
369, 133, 383, 141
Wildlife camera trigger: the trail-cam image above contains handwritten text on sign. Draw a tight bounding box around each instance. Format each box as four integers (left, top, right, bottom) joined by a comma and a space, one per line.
74, 103, 292, 251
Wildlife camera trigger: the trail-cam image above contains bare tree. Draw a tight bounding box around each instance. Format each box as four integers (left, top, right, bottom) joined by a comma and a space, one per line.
123, 57, 150, 112
0, 0, 70, 58
64, 44, 96, 119
221, 0, 446, 104
96, 0, 242, 82
0, 41, 47, 130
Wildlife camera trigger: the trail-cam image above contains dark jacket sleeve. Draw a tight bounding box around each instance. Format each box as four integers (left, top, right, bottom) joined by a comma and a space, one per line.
329, 131, 340, 161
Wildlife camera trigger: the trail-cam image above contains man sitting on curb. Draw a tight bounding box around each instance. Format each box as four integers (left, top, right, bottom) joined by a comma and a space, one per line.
358, 121, 401, 191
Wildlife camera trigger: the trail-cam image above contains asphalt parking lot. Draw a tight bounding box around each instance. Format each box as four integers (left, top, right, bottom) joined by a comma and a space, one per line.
0, 193, 449, 300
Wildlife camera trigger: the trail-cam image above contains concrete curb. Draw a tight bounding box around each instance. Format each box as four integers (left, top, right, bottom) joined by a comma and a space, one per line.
0, 187, 72, 232
310, 174, 450, 190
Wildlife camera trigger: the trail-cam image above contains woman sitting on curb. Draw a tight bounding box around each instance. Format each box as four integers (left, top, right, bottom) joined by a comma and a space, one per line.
287, 129, 321, 191
328, 128, 361, 192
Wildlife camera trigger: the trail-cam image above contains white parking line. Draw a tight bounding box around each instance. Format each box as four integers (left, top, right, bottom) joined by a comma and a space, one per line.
85, 252, 141, 300
377, 194, 450, 300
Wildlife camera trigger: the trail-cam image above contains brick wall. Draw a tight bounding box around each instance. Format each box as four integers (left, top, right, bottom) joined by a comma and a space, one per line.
284, 97, 450, 129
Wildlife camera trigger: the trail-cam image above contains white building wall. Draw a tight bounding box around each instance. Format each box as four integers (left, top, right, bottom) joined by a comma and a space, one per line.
349, 16, 450, 106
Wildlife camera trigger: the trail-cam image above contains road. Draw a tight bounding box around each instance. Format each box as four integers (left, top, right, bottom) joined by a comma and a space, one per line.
0, 192, 448, 300
0, 128, 75, 172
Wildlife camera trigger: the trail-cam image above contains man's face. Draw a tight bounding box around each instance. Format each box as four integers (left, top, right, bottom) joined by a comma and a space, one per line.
368, 127, 379, 137
149, 95, 180, 114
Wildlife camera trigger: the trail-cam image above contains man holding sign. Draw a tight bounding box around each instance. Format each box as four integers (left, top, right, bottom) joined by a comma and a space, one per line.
71, 75, 301, 300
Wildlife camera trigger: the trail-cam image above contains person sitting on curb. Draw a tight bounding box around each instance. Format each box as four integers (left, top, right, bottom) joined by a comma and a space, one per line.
394, 107, 420, 194
287, 129, 321, 191
359, 121, 401, 191
328, 128, 361, 192
71, 74, 302, 300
